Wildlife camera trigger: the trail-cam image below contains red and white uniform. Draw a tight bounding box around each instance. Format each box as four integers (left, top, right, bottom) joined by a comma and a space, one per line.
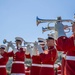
57, 64, 61, 75
61, 52, 66, 75
39, 46, 57, 75
0, 52, 9, 75
57, 35, 75, 75
25, 53, 31, 75
25, 66, 30, 75
54, 64, 58, 75
30, 45, 45, 75
30, 55, 41, 75
8, 48, 25, 75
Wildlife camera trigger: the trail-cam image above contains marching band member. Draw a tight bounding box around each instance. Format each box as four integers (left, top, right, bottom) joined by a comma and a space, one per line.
8, 37, 26, 75
25, 65, 30, 75
39, 36, 58, 75
25, 46, 31, 75
55, 21, 75, 75
25, 49, 31, 59
54, 63, 59, 75
61, 52, 66, 75
0, 45, 9, 75
57, 62, 61, 75
30, 38, 46, 75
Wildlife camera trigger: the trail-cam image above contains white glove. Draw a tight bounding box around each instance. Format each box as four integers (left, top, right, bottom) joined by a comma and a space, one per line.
32, 46, 37, 56
26, 45, 32, 56
0, 55, 3, 59
34, 41, 38, 48
37, 45, 43, 54
44, 45, 48, 50
5, 43, 10, 52
9, 42, 18, 54
34, 42, 43, 54
9, 42, 15, 49
5, 46, 9, 52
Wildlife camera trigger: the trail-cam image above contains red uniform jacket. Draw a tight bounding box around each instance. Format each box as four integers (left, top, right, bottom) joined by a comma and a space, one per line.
8, 48, 25, 74
57, 35, 75, 75
0, 52, 9, 75
39, 46, 57, 75
26, 54, 31, 59
30, 47, 45, 75
30, 55, 41, 75
57, 65, 61, 75
61, 52, 66, 75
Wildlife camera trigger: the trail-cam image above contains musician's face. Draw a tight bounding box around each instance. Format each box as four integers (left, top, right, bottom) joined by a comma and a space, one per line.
0, 48, 4, 54
47, 39, 55, 47
16, 41, 22, 46
72, 23, 75, 34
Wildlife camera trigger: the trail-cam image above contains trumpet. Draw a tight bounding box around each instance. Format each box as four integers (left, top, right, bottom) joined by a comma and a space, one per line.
42, 26, 55, 33
36, 16, 73, 26
3, 39, 15, 44
24, 41, 34, 45
42, 25, 72, 33
64, 25, 72, 33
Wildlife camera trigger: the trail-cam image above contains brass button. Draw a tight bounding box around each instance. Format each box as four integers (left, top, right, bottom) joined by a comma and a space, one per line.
63, 37, 66, 39
41, 62, 42, 64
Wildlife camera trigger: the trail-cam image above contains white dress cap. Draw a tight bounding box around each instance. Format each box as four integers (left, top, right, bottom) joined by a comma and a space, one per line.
38, 38, 45, 44
0, 45, 6, 49
15, 37, 24, 42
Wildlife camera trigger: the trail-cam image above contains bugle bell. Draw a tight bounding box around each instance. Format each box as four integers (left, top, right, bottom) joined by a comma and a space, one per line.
42, 26, 55, 33
3, 39, 15, 44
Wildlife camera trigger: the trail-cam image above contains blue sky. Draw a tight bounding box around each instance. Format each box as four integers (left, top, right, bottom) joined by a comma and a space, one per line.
0, 0, 75, 44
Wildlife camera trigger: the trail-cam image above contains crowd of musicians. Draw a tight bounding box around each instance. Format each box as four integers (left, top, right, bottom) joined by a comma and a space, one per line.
0, 21, 75, 75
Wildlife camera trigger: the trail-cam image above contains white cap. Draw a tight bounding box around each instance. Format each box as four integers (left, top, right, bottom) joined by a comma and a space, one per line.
48, 34, 54, 38
38, 38, 45, 44
0, 45, 6, 49
38, 38, 45, 41
15, 37, 24, 42
47, 33, 58, 40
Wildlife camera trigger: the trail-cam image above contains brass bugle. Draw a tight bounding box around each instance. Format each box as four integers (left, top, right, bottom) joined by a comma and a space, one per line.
3, 39, 15, 44
42, 26, 55, 33
64, 26, 72, 33
36, 16, 73, 26
42, 25, 72, 33
24, 41, 34, 45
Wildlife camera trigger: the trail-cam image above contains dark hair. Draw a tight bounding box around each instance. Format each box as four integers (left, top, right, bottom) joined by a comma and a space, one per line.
46, 37, 54, 40
72, 22, 75, 25
15, 40, 22, 42
38, 40, 44, 42
0, 47, 5, 49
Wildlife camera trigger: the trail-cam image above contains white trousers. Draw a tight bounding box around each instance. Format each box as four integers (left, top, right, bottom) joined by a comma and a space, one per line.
11, 73, 25, 75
